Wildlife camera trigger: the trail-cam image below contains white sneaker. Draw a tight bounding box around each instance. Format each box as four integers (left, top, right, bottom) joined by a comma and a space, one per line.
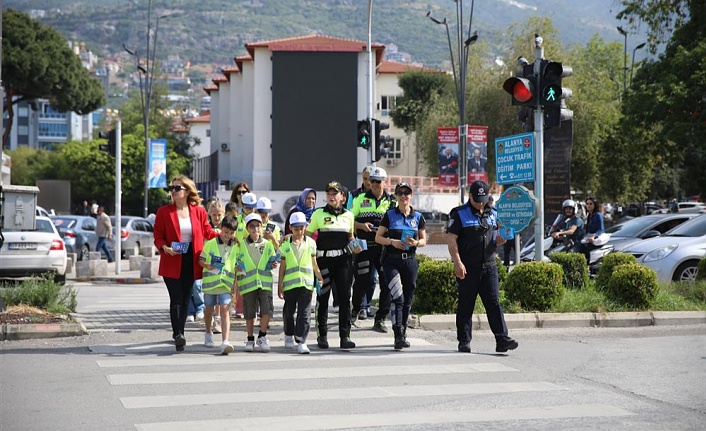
230, 308, 236, 316
284, 335, 295, 349
331, 306, 339, 313
195, 311, 205, 321
297, 343, 310, 354
256, 336, 270, 352
204, 332, 214, 348
186, 315, 195, 323
220, 342, 234, 355
244, 340, 254, 352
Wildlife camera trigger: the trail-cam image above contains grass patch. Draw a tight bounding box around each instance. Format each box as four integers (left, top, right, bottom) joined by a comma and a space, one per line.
0, 276, 77, 314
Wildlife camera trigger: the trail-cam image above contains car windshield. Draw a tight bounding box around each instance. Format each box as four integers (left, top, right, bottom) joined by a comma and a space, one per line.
664, 215, 706, 237
605, 217, 661, 237
36, 219, 55, 233
52, 217, 77, 229
110, 217, 131, 227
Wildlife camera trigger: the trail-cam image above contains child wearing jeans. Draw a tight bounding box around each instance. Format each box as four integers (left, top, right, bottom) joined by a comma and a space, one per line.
278, 212, 323, 354
233, 213, 278, 352
199, 214, 238, 355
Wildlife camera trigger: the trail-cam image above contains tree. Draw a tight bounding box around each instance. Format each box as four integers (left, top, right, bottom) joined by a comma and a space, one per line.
1, 9, 105, 149
617, 0, 692, 54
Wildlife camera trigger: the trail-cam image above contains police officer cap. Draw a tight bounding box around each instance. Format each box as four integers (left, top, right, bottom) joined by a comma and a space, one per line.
289, 211, 308, 227
469, 180, 490, 203
369, 167, 387, 181
241, 192, 257, 208
244, 213, 262, 226
395, 182, 413, 194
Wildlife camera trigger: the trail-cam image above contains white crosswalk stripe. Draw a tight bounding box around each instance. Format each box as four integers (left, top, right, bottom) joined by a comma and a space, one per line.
87, 337, 635, 430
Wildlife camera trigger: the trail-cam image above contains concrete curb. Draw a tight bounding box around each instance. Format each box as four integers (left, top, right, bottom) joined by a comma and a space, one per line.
2, 321, 87, 341
72, 276, 159, 284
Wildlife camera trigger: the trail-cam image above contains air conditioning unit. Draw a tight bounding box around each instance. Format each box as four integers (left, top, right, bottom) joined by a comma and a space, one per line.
220, 143, 230, 151
385, 158, 397, 167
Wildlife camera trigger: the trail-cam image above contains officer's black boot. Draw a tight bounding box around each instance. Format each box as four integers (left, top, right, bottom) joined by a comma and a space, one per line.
393, 325, 405, 350
402, 326, 411, 348
339, 330, 356, 349
317, 333, 329, 349
372, 318, 388, 333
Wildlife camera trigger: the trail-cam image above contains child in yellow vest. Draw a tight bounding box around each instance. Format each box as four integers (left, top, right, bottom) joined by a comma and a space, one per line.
277, 212, 323, 354
233, 213, 278, 352
207, 199, 226, 333
198, 214, 238, 355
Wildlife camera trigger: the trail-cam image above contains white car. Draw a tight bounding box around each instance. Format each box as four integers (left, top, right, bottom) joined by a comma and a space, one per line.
622, 214, 706, 283
0, 216, 68, 283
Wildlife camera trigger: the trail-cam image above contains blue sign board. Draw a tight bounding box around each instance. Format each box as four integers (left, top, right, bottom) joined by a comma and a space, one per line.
495, 132, 534, 185
496, 186, 536, 234
148, 139, 167, 188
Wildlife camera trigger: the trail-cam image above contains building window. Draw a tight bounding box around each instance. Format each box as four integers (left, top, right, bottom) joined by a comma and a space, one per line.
380, 96, 396, 117
40, 104, 66, 119
387, 138, 402, 160
38, 122, 68, 138
206, 129, 211, 137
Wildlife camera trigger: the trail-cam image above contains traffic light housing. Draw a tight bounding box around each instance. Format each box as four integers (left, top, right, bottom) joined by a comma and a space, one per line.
98, 129, 116, 156
502, 64, 536, 107
372, 119, 390, 162
357, 119, 371, 149
541, 61, 573, 128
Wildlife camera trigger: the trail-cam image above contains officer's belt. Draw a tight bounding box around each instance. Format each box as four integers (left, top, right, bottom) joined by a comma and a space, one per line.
316, 249, 346, 257
386, 251, 415, 260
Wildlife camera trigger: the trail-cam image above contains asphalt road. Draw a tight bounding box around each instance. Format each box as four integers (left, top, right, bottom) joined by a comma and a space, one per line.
1, 277, 705, 431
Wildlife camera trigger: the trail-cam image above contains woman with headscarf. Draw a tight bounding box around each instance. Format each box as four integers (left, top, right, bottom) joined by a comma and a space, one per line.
285, 188, 317, 236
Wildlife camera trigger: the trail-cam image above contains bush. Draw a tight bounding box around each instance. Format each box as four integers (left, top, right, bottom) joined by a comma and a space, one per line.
605, 263, 659, 308
496, 255, 508, 286
696, 257, 706, 281
0, 277, 77, 314
413, 258, 457, 314
503, 261, 565, 311
549, 252, 589, 290
596, 252, 638, 291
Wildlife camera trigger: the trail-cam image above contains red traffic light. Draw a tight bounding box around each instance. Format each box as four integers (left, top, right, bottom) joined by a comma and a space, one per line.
503, 77, 535, 106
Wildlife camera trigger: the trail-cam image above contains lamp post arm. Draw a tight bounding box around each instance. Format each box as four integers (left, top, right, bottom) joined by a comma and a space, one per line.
444, 23, 459, 111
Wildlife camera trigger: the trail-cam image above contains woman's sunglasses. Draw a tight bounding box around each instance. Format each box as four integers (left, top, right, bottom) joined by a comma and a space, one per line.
165, 185, 186, 192
236, 190, 248, 195
396, 190, 412, 196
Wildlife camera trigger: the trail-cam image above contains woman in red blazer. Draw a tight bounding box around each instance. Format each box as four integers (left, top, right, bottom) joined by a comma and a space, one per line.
153, 175, 218, 351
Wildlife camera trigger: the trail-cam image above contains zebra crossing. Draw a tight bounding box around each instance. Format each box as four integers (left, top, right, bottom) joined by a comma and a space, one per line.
87, 336, 633, 430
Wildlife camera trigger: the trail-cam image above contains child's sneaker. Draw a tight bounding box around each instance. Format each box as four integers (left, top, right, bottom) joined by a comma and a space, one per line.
186, 315, 195, 323
297, 343, 310, 354
204, 332, 214, 348
212, 316, 222, 334
284, 335, 295, 349
244, 340, 254, 352
220, 342, 234, 355
256, 336, 270, 352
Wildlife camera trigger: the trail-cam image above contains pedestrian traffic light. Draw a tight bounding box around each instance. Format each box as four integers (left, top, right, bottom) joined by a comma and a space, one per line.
98, 129, 116, 157
541, 61, 573, 128
357, 119, 371, 149
372, 119, 390, 162
502, 64, 536, 107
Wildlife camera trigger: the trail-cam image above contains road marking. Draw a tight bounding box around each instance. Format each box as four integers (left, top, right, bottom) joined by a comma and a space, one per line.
121, 381, 565, 409
107, 362, 517, 385
134, 404, 633, 430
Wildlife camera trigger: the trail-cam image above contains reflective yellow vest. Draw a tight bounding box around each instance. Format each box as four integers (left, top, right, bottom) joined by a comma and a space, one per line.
279, 236, 316, 292
201, 238, 236, 295
234, 239, 276, 294
236, 212, 248, 241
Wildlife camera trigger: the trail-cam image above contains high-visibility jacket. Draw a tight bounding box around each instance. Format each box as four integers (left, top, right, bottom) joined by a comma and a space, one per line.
234, 239, 276, 294
236, 212, 248, 241
201, 238, 236, 295
279, 236, 317, 292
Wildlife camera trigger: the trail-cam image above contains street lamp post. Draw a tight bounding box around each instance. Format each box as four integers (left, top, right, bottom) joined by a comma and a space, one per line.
617, 26, 628, 93
427, 0, 477, 203
630, 42, 646, 86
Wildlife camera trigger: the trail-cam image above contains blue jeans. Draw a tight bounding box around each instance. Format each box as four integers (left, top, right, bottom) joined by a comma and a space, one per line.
187, 279, 205, 316
96, 236, 114, 262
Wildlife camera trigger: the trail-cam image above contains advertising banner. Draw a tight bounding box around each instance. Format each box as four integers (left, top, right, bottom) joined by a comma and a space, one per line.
467, 125, 488, 184
438, 127, 459, 187
148, 139, 167, 188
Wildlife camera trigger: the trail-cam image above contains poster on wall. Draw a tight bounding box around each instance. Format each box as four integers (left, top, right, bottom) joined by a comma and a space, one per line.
438, 127, 459, 187
148, 139, 168, 188
467, 125, 488, 184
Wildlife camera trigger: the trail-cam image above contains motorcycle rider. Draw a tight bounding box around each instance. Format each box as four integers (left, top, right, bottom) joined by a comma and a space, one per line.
550, 199, 585, 250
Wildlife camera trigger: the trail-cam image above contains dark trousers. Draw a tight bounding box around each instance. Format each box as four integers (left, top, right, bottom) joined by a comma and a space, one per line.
352, 246, 389, 318
316, 255, 353, 337
283, 287, 313, 343
163, 248, 195, 339
456, 263, 509, 343
382, 256, 418, 328
96, 236, 114, 262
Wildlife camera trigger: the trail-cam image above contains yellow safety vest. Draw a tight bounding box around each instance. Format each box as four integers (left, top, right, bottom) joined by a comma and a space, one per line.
280, 236, 317, 292
234, 239, 276, 294
201, 238, 236, 295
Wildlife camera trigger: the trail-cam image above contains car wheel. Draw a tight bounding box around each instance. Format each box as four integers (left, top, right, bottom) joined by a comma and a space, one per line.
672, 260, 699, 282
80, 244, 90, 261
54, 273, 66, 285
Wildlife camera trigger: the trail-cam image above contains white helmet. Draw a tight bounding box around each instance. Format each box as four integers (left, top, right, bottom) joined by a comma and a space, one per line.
562, 199, 576, 211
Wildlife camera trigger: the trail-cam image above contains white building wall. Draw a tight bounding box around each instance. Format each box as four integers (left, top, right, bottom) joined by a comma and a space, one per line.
233, 61, 255, 188
190, 123, 211, 159
209, 91, 221, 157
376, 73, 418, 176
218, 80, 231, 182
251, 48, 273, 191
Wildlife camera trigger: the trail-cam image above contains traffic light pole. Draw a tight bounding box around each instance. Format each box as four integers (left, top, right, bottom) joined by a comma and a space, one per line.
115, 120, 122, 275
366, 0, 376, 166
533, 36, 545, 262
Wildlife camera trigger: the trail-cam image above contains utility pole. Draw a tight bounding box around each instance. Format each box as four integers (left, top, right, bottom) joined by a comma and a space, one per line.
533, 35, 545, 262
366, 0, 375, 166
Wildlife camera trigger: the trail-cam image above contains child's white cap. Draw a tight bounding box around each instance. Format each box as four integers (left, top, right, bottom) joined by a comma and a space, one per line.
242, 192, 257, 208
244, 213, 262, 226
289, 212, 308, 227
256, 197, 272, 213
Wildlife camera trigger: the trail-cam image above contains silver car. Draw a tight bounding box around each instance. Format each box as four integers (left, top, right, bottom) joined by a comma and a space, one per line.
110, 216, 154, 258
605, 213, 698, 252
51, 215, 114, 261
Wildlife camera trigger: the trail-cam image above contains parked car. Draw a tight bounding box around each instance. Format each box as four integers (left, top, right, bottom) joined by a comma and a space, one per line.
110, 216, 154, 258
604, 213, 699, 252
622, 214, 706, 283
51, 215, 114, 261
0, 216, 68, 283
36, 205, 52, 217
652, 202, 706, 214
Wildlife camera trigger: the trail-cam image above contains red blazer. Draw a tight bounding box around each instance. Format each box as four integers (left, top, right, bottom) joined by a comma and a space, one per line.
153, 202, 218, 279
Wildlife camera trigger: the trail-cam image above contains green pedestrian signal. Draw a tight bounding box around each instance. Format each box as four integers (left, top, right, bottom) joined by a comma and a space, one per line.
357, 119, 371, 149
542, 84, 562, 104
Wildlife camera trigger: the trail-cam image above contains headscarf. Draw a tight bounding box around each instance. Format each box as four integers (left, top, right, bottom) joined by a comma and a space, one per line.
295, 188, 316, 221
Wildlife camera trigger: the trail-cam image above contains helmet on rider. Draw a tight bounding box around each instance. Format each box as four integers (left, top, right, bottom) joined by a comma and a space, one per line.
562, 199, 576, 214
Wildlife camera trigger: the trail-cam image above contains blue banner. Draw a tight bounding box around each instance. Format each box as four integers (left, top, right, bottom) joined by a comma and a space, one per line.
148, 139, 167, 188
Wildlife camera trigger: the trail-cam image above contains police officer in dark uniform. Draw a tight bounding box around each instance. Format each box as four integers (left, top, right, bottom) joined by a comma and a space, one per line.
447, 180, 518, 353
375, 182, 426, 350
